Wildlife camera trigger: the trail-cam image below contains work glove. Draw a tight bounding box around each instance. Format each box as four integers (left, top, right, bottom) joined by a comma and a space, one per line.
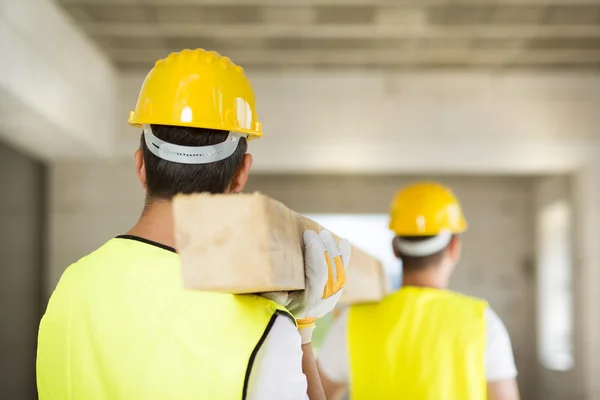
262, 230, 351, 344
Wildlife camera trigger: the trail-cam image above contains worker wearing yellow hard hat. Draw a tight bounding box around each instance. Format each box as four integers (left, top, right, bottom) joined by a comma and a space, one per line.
36, 49, 350, 400
317, 182, 520, 400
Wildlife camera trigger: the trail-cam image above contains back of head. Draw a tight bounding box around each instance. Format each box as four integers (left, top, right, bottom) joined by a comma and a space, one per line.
393, 235, 452, 270
141, 125, 247, 200
388, 182, 467, 272
128, 49, 262, 201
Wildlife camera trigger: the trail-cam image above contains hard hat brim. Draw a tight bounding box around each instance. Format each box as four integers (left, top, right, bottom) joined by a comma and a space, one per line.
128, 113, 263, 140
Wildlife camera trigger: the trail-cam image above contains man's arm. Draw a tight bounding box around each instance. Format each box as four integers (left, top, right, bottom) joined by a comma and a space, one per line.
487, 379, 520, 400
295, 230, 350, 400
316, 311, 350, 400
318, 366, 346, 400
255, 230, 350, 400
302, 344, 326, 400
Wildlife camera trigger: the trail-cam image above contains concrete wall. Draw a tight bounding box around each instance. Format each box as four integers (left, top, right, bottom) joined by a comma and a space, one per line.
0, 142, 46, 399
117, 71, 599, 174
48, 161, 538, 398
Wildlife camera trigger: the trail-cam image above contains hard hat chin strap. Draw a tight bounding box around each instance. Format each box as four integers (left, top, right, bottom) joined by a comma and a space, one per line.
143, 125, 245, 165
394, 231, 453, 257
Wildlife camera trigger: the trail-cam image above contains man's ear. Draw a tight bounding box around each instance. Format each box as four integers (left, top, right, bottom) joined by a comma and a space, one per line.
229, 153, 253, 193
134, 149, 147, 190
392, 237, 401, 258
448, 235, 462, 264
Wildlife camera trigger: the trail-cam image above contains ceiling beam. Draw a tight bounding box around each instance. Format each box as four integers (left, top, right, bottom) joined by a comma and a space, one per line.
85, 22, 600, 39
0, 0, 118, 160
56, 0, 600, 6
248, 139, 595, 175
109, 48, 600, 65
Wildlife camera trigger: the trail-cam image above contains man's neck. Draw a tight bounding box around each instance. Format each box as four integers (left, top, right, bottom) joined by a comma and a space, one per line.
402, 267, 448, 289
126, 200, 176, 250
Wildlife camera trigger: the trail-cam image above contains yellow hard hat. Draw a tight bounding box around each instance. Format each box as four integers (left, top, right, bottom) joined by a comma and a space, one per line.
389, 182, 467, 236
128, 49, 263, 139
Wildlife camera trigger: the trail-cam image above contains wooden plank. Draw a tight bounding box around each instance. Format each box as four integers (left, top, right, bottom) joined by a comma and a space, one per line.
173, 192, 388, 304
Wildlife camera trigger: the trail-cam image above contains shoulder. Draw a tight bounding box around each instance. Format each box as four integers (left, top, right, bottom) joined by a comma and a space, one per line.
434, 290, 489, 320
261, 312, 302, 348
49, 241, 115, 295
445, 289, 489, 306
484, 307, 511, 342
484, 307, 518, 381
485, 307, 503, 324
61, 238, 143, 279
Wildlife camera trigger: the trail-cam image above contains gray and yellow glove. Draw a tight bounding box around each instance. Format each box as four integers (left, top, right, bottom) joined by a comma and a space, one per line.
263, 230, 351, 344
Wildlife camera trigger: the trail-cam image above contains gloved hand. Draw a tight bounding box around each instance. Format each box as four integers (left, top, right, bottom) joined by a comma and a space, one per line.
262, 230, 351, 344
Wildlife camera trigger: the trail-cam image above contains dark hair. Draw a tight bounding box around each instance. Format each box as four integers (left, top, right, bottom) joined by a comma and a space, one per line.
141, 124, 247, 201
395, 235, 455, 271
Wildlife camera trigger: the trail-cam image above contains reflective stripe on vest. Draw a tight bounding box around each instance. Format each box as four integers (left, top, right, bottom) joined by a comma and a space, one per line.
37, 237, 293, 400
348, 286, 488, 400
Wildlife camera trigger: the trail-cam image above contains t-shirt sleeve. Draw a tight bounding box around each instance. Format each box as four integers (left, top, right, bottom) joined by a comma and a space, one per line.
316, 310, 350, 384
485, 307, 518, 382
246, 314, 309, 400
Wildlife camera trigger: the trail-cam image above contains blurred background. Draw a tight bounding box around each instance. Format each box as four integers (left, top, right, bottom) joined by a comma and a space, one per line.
1, 0, 599, 399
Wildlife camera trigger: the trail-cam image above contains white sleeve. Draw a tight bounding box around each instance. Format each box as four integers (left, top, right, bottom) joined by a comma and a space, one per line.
485, 307, 518, 382
247, 314, 309, 400
316, 311, 350, 384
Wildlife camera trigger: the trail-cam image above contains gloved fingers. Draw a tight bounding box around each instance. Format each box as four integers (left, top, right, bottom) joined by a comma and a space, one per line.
302, 232, 329, 310
319, 230, 347, 298
322, 250, 337, 298
338, 238, 351, 269
312, 290, 344, 319
319, 230, 338, 297
330, 238, 351, 290
319, 230, 340, 280
334, 255, 346, 289
303, 230, 321, 247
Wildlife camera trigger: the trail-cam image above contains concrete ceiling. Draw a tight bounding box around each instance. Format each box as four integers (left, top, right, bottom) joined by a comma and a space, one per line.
56, 0, 600, 71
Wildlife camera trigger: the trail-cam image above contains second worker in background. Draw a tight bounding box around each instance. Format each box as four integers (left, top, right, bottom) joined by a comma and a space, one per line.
318, 181, 520, 400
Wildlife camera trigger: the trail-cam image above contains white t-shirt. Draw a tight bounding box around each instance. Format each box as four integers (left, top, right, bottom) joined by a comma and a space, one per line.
317, 307, 518, 384
245, 307, 517, 398
247, 315, 310, 400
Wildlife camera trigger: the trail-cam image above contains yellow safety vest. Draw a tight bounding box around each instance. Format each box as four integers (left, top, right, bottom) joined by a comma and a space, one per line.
37, 236, 292, 400
348, 286, 488, 400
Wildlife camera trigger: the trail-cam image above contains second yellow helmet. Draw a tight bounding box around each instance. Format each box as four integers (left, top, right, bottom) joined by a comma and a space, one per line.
389, 182, 467, 236
128, 49, 263, 138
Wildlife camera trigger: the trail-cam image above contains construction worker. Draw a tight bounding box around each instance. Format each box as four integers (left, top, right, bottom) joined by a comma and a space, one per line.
317, 182, 520, 400
36, 49, 351, 400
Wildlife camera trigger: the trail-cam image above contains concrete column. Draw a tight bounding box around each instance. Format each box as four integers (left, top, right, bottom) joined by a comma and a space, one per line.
573, 155, 600, 400
0, 142, 45, 398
